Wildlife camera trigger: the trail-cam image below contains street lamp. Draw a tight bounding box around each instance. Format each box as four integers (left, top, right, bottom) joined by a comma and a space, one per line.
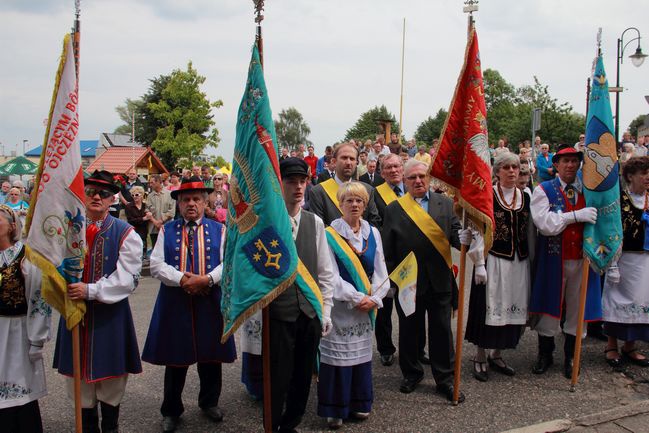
615, 27, 647, 143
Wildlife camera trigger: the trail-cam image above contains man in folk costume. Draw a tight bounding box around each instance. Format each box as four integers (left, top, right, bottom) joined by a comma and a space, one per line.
529, 144, 600, 378
142, 176, 236, 433
53, 170, 143, 433
270, 157, 335, 431
381, 159, 465, 402
308, 142, 381, 227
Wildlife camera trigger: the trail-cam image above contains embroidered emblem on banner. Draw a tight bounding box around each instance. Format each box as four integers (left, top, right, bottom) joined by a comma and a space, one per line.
243, 226, 290, 278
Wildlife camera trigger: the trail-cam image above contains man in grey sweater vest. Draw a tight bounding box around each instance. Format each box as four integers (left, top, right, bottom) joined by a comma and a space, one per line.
268, 158, 335, 432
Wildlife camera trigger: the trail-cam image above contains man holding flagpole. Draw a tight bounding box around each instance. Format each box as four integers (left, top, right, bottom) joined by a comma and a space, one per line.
53, 170, 143, 433
529, 145, 601, 378
382, 159, 466, 402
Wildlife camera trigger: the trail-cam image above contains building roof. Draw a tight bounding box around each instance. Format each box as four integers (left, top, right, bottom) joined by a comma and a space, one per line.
100, 133, 144, 148
86, 146, 167, 174
25, 139, 99, 158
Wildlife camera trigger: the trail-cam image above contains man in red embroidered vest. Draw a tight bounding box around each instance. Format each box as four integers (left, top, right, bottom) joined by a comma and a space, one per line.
529, 144, 600, 379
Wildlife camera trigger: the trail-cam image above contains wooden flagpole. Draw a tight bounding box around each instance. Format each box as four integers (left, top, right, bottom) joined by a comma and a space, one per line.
451, 2, 478, 405
452, 212, 468, 405
570, 259, 591, 391
253, 3, 272, 431
72, 2, 83, 431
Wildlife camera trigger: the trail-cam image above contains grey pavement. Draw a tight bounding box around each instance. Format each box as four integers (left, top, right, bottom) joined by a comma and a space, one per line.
38, 256, 649, 433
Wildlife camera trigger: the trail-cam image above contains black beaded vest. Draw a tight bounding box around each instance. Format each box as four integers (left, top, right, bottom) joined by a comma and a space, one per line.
621, 189, 646, 252
0, 245, 27, 316
490, 188, 530, 260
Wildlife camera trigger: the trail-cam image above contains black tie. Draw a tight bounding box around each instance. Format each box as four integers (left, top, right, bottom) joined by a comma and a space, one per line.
370, 174, 373, 183
187, 221, 197, 266
565, 185, 577, 206
393, 185, 402, 197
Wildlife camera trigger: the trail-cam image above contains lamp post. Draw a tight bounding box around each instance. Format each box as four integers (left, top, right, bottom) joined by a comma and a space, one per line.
615, 27, 647, 144
22, 139, 28, 156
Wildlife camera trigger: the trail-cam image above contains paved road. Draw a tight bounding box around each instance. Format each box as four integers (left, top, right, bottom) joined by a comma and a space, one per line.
39, 256, 649, 432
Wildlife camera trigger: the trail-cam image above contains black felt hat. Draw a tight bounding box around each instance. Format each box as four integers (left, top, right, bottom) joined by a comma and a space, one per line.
280, 157, 310, 178
84, 170, 121, 194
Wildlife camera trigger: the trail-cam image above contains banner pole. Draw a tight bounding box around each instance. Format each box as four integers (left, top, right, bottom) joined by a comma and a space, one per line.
72, 324, 83, 433
570, 259, 591, 391
452, 210, 468, 405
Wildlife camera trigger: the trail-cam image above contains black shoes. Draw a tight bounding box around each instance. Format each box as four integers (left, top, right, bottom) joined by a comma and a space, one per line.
471, 359, 488, 382
380, 353, 395, 366
532, 335, 555, 374
162, 416, 179, 433
532, 353, 553, 374
488, 356, 515, 376
436, 383, 465, 404
605, 348, 623, 368
419, 353, 430, 365
621, 348, 649, 367
399, 375, 423, 394
202, 406, 224, 422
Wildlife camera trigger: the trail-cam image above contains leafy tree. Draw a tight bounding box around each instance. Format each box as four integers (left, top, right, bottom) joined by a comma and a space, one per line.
274, 107, 311, 151
114, 98, 144, 136
628, 114, 648, 138
414, 108, 448, 145
479, 70, 585, 150
344, 105, 400, 142
114, 63, 222, 169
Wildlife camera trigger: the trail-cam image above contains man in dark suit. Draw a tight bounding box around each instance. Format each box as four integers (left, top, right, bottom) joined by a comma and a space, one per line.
309, 143, 381, 227
316, 156, 334, 184
359, 160, 384, 187
382, 159, 465, 403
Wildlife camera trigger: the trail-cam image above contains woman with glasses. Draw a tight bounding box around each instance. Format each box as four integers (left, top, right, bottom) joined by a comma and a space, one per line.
318, 182, 389, 429
124, 186, 149, 260
5, 187, 29, 229
0, 205, 49, 432
464, 152, 533, 382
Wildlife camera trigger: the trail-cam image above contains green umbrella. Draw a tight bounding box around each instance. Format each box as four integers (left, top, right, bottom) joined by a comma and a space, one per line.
0, 156, 38, 175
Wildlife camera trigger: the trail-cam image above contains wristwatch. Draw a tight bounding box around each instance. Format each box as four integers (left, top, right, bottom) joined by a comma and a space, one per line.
207, 274, 215, 288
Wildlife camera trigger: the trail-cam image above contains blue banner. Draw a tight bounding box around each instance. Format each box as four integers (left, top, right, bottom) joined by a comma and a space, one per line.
582, 53, 623, 272
220, 42, 297, 341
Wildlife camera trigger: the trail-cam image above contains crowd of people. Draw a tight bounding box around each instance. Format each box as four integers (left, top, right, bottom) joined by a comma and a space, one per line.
1, 129, 648, 433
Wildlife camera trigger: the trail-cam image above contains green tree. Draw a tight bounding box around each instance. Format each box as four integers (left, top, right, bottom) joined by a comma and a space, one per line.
344, 105, 400, 141
274, 107, 311, 151
113, 98, 144, 136
114, 63, 222, 169
483, 69, 518, 144
628, 114, 648, 138
414, 108, 448, 145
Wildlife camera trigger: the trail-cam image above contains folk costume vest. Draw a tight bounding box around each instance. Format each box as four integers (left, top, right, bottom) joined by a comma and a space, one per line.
490, 189, 530, 260
0, 246, 26, 316
53, 215, 142, 382
529, 178, 602, 320
620, 189, 648, 252
142, 218, 236, 366
325, 226, 376, 326
270, 211, 319, 322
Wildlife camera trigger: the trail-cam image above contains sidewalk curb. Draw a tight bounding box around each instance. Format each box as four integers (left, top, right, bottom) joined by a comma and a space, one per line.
501, 399, 649, 433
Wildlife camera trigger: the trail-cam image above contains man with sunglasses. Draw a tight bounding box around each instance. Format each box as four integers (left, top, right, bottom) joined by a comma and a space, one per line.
142, 176, 236, 433
381, 160, 466, 403
53, 170, 143, 433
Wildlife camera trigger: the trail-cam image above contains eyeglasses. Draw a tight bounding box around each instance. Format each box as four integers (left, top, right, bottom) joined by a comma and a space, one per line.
500, 164, 519, 170
132, 193, 142, 197
406, 174, 427, 180
85, 187, 113, 199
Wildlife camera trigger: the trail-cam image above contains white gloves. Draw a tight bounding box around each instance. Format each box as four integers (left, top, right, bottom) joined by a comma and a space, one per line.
29, 345, 44, 363
607, 265, 620, 284
459, 229, 473, 246
474, 264, 487, 285
572, 207, 598, 225
322, 317, 333, 336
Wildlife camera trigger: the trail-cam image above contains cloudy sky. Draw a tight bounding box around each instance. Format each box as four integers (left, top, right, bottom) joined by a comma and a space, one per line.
1, 0, 647, 160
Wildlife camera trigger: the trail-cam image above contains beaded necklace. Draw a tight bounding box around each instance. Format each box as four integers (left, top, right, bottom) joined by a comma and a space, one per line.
497, 182, 518, 210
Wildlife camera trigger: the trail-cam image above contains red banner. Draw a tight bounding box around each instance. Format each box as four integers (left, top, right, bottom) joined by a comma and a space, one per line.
430, 28, 494, 250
